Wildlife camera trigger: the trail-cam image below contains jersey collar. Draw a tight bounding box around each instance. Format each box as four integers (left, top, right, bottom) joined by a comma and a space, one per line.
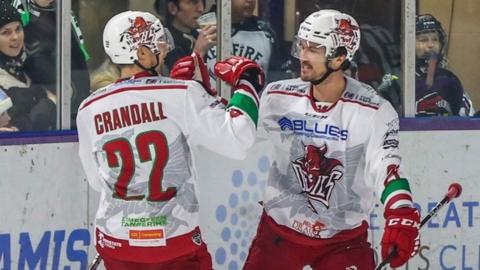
116, 71, 153, 83
308, 77, 348, 113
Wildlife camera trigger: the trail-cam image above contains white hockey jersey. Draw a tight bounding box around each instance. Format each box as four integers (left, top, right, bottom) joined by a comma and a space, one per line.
76, 72, 258, 258
259, 76, 413, 239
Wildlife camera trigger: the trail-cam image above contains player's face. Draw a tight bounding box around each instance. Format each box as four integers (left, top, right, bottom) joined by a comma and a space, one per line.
297, 40, 328, 82
0, 21, 24, 57
138, 42, 168, 74
416, 31, 441, 58
232, 0, 256, 23
173, 0, 205, 30
152, 43, 168, 74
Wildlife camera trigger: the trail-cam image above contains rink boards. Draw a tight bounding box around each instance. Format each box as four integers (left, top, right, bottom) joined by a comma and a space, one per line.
0, 128, 478, 270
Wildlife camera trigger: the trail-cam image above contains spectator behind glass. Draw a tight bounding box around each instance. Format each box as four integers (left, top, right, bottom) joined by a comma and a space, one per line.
0, 88, 17, 131
0, 1, 55, 131
204, 0, 278, 85
155, 0, 217, 71
89, 58, 120, 92
378, 14, 474, 117
13, 0, 91, 128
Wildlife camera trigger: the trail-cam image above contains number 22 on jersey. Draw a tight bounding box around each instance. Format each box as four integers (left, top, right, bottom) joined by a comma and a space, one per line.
102, 130, 176, 201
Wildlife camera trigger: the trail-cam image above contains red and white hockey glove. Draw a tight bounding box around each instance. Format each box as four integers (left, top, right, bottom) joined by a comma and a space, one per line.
381, 207, 421, 268
214, 56, 265, 93
170, 52, 217, 96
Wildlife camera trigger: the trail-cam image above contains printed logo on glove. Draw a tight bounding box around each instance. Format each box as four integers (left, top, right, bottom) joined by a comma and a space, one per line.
381, 207, 420, 268
214, 56, 265, 93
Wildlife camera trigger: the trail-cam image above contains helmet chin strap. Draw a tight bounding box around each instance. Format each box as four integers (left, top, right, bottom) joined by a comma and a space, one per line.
311, 60, 341, 85
134, 54, 160, 76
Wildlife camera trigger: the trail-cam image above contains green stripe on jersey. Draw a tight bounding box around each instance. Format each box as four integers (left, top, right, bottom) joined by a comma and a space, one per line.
381, 178, 411, 204
228, 92, 258, 126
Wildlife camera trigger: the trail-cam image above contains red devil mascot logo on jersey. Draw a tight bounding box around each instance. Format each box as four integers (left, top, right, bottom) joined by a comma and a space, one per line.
292, 143, 343, 211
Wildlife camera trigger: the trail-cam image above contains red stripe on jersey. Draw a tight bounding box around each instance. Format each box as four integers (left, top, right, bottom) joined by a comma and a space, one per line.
268, 90, 338, 112
80, 85, 187, 110
236, 83, 259, 105
267, 91, 307, 98
385, 193, 413, 210
339, 98, 379, 110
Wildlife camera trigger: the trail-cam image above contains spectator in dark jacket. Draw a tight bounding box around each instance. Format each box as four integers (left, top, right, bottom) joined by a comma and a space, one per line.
13, 0, 91, 128
0, 0, 55, 131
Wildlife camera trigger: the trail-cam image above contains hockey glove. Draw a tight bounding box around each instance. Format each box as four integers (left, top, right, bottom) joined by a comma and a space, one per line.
170, 52, 217, 96
214, 56, 265, 94
381, 207, 420, 268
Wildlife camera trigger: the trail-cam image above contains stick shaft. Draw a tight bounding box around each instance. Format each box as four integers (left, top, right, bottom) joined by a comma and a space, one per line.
419, 197, 448, 228
88, 254, 102, 270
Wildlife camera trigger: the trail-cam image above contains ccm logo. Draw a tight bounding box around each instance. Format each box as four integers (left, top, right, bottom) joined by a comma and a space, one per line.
388, 218, 419, 228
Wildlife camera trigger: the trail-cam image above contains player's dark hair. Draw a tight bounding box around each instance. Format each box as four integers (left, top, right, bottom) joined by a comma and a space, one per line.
334, 47, 351, 70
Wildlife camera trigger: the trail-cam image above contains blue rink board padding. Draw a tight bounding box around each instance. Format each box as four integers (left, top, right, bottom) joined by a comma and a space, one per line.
0, 118, 479, 146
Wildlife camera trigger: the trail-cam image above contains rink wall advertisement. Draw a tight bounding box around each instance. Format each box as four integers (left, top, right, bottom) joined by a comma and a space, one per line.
0, 130, 479, 270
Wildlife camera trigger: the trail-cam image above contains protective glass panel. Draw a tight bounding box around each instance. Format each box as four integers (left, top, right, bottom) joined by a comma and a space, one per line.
255, 0, 402, 91
413, 2, 479, 117
1, 0, 60, 132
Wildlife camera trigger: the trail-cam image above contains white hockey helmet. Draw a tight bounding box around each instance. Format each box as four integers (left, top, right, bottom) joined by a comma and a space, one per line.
292, 9, 360, 61
103, 11, 174, 64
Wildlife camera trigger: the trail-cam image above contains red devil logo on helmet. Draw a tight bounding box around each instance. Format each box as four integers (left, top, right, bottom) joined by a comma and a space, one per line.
334, 18, 359, 48
121, 16, 156, 50
337, 19, 359, 35
128, 17, 151, 38
292, 143, 343, 210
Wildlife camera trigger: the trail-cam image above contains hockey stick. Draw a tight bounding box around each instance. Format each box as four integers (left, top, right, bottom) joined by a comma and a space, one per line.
425, 52, 439, 89
375, 182, 462, 270
88, 253, 102, 270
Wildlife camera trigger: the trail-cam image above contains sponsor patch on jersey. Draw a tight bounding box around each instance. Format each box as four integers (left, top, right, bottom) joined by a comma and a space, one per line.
97, 231, 122, 249
269, 83, 308, 94
192, 232, 202, 246
128, 227, 166, 247
145, 78, 159, 84
160, 78, 185, 85
278, 117, 348, 141
304, 112, 328, 119
342, 90, 380, 107
291, 219, 325, 238
383, 119, 399, 149
121, 216, 167, 227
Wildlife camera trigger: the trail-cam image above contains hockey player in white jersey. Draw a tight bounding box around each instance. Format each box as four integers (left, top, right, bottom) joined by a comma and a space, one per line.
76, 11, 263, 270
244, 10, 420, 270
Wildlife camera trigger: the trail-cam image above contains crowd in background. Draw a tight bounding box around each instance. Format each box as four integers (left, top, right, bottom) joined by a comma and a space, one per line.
0, 0, 477, 132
